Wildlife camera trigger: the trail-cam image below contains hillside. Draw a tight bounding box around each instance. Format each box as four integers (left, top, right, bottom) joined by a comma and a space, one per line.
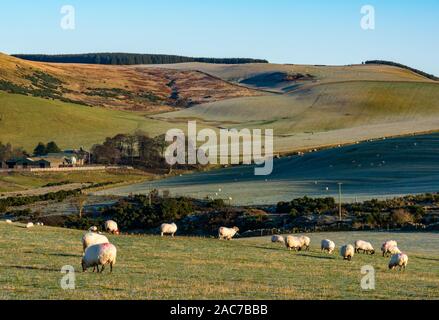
0, 92, 213, 151
152, 62, 439, 153
0, 222, 438, 299
0, 53, 261, 112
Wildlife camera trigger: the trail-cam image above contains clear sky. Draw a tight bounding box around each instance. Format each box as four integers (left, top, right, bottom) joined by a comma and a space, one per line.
1, 0, 438, 75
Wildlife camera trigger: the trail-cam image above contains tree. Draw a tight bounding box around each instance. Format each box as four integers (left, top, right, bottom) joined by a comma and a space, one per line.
46, 141, 61, 154
33, 142, 47, 156
390, 209, 414, 226
72, 193, 88, 219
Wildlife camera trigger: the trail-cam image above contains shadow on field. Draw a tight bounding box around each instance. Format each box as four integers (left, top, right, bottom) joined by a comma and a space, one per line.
415, 256, 439, 262
0, 264, 59, 272
296, 253, 335, 260
47, 253, 82, 258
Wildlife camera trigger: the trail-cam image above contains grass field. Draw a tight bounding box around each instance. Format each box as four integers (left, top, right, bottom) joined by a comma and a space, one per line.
0, 169, 154, 194
0, 92, 216, 151
0, 222, 438, 299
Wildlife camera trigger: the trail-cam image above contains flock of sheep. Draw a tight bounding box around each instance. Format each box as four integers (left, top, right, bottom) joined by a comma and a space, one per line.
7, 218, 408, 273
271, 235, 408, 271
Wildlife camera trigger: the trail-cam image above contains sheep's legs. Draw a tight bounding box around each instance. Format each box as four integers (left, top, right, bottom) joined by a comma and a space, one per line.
100, 265, 105, 273
110, 262, 113, 273
161, 232, 164, 237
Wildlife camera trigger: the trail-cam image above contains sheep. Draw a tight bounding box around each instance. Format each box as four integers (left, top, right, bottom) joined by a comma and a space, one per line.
5, 219, 12, 224
26, 222, 34, 229
340, 244, 355, 261
285, 236, 303, 251
82, 232, 109, 252
271, 235, 285, 244
105, 220, 120, 235
161, 223, 178, 237
389, 253, 408, 271
218, 226, 239, 240
321, 239, 336, 254
381, 240, 398, 257
299, 235, 311, 251
88, 226, 98, 233
355, 240, 375, 255
388, 246, 401, 255
81, 243, 117, 273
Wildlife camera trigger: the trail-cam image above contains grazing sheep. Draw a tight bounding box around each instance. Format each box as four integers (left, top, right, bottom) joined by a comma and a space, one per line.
299, 236, 311, 251
389, 253, 408, 271
340, 244, 355, 261
82, 243, 117, 273
321, 239, 336, 254
88, 226, 98, 233
5, 219, 12, 224
285, 236, 303, 251
355, 240, 375, 255
381, 240, 398, 257
26, 222, 34, 229
271, 235, 285, 244
82, 232, 109, 252
161, 223, 178, 237
105, 220, 120, 235
218, 226, 239, 240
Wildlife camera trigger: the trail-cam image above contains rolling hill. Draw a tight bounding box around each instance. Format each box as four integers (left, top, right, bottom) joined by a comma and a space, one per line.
2, 52, 439, 153
0, 53, 261, 112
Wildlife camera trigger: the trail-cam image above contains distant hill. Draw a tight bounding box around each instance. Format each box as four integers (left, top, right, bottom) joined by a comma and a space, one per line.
365, 60, 438, 81
12, 53, 269, 65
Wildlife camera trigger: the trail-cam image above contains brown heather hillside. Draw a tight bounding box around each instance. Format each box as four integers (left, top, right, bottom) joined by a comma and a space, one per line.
0, 53, 261, 112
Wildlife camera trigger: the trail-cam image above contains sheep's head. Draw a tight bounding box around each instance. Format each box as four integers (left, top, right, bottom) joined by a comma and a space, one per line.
370, 250, 375, 255
114, 229, 120, 235
233, 226, 239, 232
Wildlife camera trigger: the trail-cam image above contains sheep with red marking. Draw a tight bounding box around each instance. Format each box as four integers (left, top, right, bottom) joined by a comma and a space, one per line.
82, 232, 109, 252
381, 240, 398, 257
105, 220, 120, 235
82, 243, 117, 273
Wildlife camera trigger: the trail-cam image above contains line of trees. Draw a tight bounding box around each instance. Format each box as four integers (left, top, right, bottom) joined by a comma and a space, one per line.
13, 53, 269, 65
364, 60, 439, 81
33, 141, 61, 156
0, 142, 26, 163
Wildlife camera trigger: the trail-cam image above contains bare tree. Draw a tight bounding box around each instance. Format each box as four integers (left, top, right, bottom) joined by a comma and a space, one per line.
72, 193, 88, 219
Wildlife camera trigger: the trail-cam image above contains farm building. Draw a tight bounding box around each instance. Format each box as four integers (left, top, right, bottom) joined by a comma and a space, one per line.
5, 155, 78, 169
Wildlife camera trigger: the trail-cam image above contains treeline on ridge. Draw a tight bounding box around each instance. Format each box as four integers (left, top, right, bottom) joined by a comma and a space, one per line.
365, 60, 439, 81
13, 53, 269, 65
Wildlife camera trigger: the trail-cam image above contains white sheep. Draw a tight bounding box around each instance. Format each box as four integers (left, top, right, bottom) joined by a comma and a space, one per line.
321, 239, 335, 254
82, 232, 109, 252
26, 222, 34, 229
218, 226, 239, 240
299, 236, 311, 251
355, 240, 375, 255
88, 226, 98, 232
389, 253, 408, 271
271, 235, 285, 244
105, 220, 120, 235
340, 244, 355, 261
285, 236, 303, 251
81, 243, 117, 273
5, 219, 12, 224
161, 223, 178, 237
381, 240, 398, 257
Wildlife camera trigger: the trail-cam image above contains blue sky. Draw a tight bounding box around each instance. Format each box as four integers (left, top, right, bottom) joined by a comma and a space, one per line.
1, 0, 438, 74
